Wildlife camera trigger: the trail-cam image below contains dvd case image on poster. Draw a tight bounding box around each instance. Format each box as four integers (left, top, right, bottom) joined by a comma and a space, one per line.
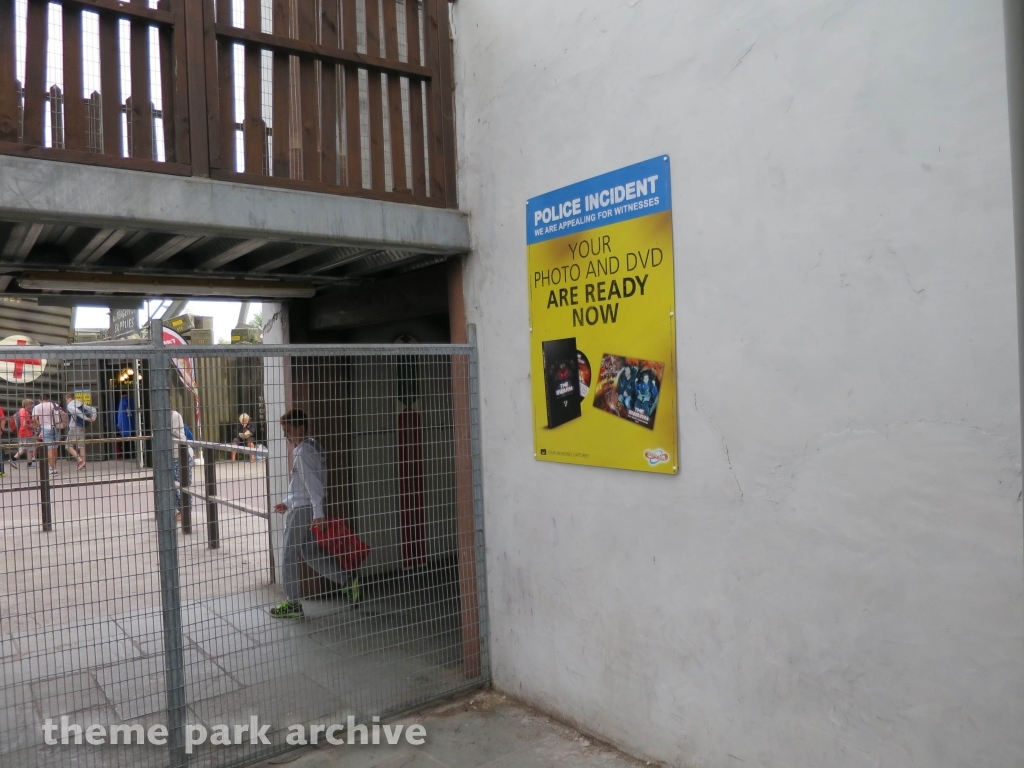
592, 354, 664, 429
542, 337, 582, 428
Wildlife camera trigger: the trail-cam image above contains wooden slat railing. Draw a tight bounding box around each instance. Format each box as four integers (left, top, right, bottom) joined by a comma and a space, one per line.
0, 0, 458, 208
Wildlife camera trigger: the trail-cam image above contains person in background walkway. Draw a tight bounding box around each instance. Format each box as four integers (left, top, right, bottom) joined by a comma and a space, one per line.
32, 394, 62, 477
64, 392, 97, 471
170, 409, 195, 523
10, 399, 36, 468
231, 413, 256, 462
270, 408, 357, 619
117, 393, 136, 461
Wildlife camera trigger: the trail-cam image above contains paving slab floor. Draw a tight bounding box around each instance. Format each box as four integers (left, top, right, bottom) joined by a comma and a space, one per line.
249, 691, 649, 768
0, 459, 483, 768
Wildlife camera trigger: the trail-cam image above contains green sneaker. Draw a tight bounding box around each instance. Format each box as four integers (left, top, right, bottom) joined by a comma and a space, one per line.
268, 601, 303, 619
341, 576, 361, 606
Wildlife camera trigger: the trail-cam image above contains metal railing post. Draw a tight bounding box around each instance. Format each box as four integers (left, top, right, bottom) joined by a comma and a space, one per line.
205, 446, 220, 548
264, 456, 275, 583
134, 356, 145, 469
179, 443, 192, 534
467, 324, 489, 679
149, 321, 189, 768
38, 448, 51, 532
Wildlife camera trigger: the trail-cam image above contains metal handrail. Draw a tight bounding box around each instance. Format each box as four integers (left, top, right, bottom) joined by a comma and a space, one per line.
0, 342, 473, 357
179, 438, 264, 457
0, 435, 152, 449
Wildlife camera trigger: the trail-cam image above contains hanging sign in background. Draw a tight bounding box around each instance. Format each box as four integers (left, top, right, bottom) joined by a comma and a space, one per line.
527, 156, 678, 474
0, 334, 47, 384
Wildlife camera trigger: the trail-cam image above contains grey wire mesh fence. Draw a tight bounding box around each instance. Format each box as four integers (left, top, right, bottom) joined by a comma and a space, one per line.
0, 328, 488, 768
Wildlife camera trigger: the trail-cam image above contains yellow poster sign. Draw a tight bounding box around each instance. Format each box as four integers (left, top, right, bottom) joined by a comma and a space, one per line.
527, 156, 677, 474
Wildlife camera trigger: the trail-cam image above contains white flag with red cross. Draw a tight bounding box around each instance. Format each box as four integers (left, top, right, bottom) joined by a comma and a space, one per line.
0, 335, 47, 383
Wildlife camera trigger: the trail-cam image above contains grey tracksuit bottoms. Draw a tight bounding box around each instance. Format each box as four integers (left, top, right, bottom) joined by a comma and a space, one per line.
281, 505, 350, 602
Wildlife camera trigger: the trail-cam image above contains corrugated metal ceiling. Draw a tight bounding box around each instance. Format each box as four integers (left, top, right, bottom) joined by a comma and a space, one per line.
0, 219, 447, 300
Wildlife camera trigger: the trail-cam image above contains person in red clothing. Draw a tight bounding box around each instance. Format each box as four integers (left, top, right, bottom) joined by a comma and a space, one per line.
9, 399, 37, 468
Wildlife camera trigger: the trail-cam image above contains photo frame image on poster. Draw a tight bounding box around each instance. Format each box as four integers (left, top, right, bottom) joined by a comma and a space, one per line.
591, 354, 664, 430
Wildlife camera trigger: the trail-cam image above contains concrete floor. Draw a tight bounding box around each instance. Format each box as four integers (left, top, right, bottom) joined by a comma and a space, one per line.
250, 691, 648, 768
0, 459, 478, 768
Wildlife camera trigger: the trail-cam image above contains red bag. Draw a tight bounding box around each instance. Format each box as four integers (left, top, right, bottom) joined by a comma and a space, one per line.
313, 517, 370, 572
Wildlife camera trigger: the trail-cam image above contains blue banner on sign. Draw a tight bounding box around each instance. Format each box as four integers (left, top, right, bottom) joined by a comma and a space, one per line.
526, 156, 671, 245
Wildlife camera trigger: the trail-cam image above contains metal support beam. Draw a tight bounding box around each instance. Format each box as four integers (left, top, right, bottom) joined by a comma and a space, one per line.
1, 222, 44, 260
0, 223, 14, 256
298, 248, 382, 275
137, 234, 202, 267
249, 244, 325, 273
71, 228, 126, 265
197, 239, 268, 270
341, 250, 424, 277
164, 299, 188, 319
0, 155, 471, 254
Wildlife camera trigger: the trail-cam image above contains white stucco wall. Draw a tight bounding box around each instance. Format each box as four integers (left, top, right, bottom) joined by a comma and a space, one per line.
453, 2, 1024, 766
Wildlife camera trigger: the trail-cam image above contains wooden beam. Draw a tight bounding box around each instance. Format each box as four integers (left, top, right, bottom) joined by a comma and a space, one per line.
63, 0, 174, 26
319, 0, 339, 185
270, 0, 290, 178
160, 0, 189, 164
447, 256, 465, 343
99, 11, 122, 157
422, 0, 445, 201
382, 0, 406, 192
63, 4, 88, 152
130, 1, 153, 160
406, 0, 426, 197
243, 0, 263, 174
297, 2, 318, 183
365, 0, 386, 191
341, 0, 361, 188
447, 256, 480, 679
212, 23, 433, 79
0, 0, 18, 144
215, 0, 235, 170
182, 0, 208, 174
22, 0, 47, 147
435, 0, 456, 205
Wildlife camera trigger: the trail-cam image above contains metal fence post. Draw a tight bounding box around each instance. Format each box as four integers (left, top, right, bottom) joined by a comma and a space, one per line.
134, 356, 145, 469
264, 458, 275, 583
467, 324, 490, 679
38, 448, 52, 531
205, 446, 220, 548
149, 321, 189, 768
179, 443, 192, 534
